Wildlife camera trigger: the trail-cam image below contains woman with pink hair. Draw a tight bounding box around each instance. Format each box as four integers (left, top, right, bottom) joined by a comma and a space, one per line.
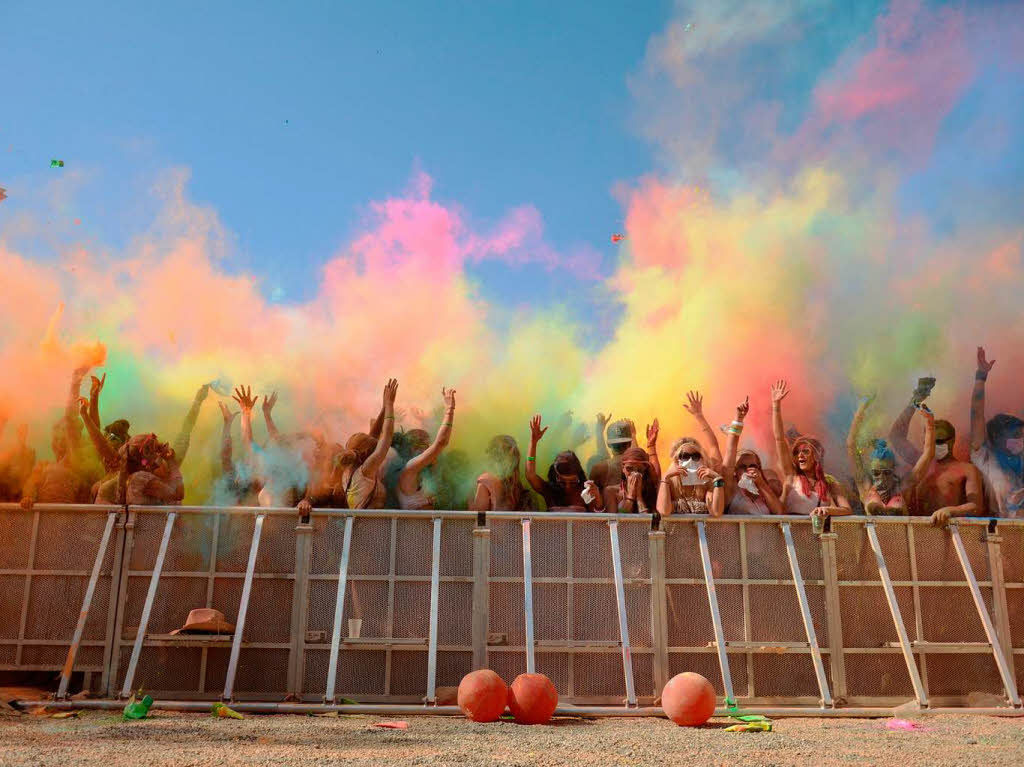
770, 380, 851, 521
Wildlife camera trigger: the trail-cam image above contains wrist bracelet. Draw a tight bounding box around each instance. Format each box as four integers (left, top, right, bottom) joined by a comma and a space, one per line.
976, 370, 988, 381
383, 415, 395, 421
713, 478, 725, 488
526, 456, 536, 462
441, 421, 453, 428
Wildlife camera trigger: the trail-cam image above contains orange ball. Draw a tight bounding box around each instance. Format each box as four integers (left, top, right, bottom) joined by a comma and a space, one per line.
507, 673, 558, 725
661, 672, 716, 726
457, 669, 508, 722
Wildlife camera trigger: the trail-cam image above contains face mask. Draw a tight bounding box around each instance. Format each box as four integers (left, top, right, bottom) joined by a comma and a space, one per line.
737, 474, 759, 495
1006, 438, 1024, 456
934, 443, 950, 460
678, 456, 704, 485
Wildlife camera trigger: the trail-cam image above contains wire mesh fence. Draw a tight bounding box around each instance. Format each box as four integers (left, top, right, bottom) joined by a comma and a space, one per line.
0, 504, 1020, 710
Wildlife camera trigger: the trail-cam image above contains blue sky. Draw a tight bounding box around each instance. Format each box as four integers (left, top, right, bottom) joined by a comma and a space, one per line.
1, 0, 669, 303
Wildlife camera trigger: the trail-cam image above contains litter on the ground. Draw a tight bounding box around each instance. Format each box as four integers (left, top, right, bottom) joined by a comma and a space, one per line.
724, 722, 773, 733
51, 711, 80, 719
211, 702, 244, 719
371, 721, 408, 729
122, 694, 154, 720
886, 719, 923, 731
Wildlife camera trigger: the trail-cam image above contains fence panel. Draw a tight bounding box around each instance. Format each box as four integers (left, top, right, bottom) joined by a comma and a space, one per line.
0, 505, 120, 694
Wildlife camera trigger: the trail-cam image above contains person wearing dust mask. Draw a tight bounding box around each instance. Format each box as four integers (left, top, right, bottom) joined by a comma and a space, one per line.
655, 437, 725, 516
847, 393, 935, 516
970, 347, 1024, 517
887, 378, 984, 526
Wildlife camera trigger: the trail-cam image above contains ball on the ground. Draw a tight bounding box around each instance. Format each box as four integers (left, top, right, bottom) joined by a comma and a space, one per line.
507, 673, 558, 725
661, 672, 716, 726
457, 669, 508, 722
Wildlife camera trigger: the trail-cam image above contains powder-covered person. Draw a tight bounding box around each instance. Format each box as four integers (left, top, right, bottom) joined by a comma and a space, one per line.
395, 388, 457, 510
970, 347, 1023, 518
887, 378, 985, 526
770, 380, 852, 521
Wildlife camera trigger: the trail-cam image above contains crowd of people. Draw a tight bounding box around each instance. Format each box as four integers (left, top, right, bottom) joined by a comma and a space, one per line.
1, 348, 1021, 524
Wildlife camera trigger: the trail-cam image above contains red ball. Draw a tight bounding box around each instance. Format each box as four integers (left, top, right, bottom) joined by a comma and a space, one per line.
507, 673, 558, 725
457, 669, 508, 722
661, 672, 717, 726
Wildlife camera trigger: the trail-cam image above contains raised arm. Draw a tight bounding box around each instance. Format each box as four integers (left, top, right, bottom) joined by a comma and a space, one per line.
770, 380, 795, 478
906, 406, 936, 488
646, 419, 662, 482
888, 378, 933, 465
723, 397, 749, 473
65, 366, 89, 450
88, 374, 106, 429
360, 379, 398, 478
523, 413, 548, 494
400, 388, 457, 491
78, 397, 119, 470
262, 391, 281, 444
683, 391, 723, 468
172, 384, 210, 464
217, 401, 239, 475
232, 385, 258, 454
368, 404, 386, 441
971, 347, 994, 451
592, 412, 611, 464
846, 395, 873, 490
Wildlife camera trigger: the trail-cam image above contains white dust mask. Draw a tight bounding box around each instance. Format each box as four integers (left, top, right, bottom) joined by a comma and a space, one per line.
934, 443, 949, 460
678, 456, 704, 485
738, 473, 759, 494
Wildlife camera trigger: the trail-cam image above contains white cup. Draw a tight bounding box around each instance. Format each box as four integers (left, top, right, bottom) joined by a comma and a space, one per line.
348, 618, 362, 639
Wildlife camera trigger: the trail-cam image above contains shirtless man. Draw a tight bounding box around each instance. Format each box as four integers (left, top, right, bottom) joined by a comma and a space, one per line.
888, 380, 984, 525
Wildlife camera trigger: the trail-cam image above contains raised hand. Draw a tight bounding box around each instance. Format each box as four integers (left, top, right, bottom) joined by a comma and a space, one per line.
90, 374, 106, 399
529, 415, 548, 443
858, 391, 877, 409
262, 391, 278, 415
697, 466, 722, 483
194, 383, 210, 402
683, 391, 704, 417
596, 412, 613, 431
232, 385, 258, 413
383, 378, 399, 407
770, 380, 790, 404
442, 387, 456, 411
736, 396, 750, 421
77, 397, 89, 418
218, 401, 240, 425
977, 347, 995, 374
646, 419, 660, 446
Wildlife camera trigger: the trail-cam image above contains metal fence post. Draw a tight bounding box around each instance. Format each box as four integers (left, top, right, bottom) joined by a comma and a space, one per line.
324, 515, 354, 703
522, 518, 536, 675
222, 513, 265, 701
648, 529, 669, 695
425, 517, 442, 704
100, 508, 128, 698
608, 520, 637, 707
818, 528, 847, 704
57, 510, 118, 699
949, 524, 1021, 707
472, 526, 491, 670
781, 522, 832, 707
865, 522, 927, 707
120, 510, 176, 698
288, 516, 314, 699
984, 527, 1016, 685
696, 520, 735, 703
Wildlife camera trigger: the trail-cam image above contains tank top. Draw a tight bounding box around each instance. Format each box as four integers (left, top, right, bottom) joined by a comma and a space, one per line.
783, 478, 827, 516
346, 466, 387, 509
727, 489, 771, 515
672, 481, 710, 514
397, 484, 434, 510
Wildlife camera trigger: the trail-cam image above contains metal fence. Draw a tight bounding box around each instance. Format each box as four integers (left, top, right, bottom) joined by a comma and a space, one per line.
1, 503, 1021, 711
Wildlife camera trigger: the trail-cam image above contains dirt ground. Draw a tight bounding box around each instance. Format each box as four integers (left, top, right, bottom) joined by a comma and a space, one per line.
1, 708, 1023, 767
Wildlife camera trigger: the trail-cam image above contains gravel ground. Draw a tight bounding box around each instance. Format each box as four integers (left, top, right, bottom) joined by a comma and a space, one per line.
2, 710, 1023, 767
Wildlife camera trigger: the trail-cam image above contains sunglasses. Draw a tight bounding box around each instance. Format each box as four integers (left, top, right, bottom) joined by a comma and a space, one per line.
677, 452, 702, 461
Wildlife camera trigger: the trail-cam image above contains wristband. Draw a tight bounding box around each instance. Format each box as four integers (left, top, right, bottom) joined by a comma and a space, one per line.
526, 456, 536, 462
441, 421, 453, 428
712, 478, 725, 488
383, 415, 395, 421
727, 421, 744, 435
976, 370, 988, 381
